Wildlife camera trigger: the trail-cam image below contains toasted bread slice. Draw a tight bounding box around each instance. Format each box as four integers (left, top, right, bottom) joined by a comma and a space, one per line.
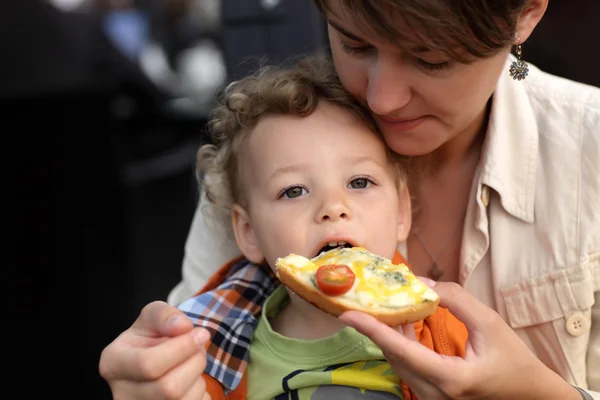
275, 247, 440, 326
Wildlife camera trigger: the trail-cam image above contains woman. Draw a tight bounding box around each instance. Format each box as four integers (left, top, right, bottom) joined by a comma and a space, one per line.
99, 0, 599, 398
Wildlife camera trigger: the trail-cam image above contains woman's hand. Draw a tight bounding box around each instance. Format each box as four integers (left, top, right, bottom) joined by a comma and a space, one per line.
99, 301, 211, 399
339, 281, 581, 400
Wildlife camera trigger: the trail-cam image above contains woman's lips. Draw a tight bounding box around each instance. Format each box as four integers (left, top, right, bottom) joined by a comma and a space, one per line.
376, 115, 426, 131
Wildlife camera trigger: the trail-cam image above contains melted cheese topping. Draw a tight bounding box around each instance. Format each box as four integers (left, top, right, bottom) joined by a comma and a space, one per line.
275, 247, 439, 309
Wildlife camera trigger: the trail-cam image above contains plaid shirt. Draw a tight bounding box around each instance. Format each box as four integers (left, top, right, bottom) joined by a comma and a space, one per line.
178, 258, 278, 393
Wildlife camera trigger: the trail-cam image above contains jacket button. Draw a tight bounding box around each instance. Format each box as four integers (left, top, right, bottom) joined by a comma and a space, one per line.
565, 313, 588, 337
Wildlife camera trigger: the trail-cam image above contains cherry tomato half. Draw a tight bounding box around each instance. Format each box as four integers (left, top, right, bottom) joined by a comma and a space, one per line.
315, 264, 356, 296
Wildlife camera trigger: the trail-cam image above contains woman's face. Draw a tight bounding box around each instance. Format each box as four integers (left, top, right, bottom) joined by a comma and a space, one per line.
325, 6, 511, 157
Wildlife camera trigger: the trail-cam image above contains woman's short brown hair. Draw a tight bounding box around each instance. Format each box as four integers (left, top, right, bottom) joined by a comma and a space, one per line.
314, 0, 529, 62
197, 53, 407, 233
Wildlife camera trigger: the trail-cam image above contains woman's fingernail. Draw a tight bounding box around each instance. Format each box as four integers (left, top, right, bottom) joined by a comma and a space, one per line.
193, 329, 210, 347
167, 315, 182, 328
418, 276, 437, 287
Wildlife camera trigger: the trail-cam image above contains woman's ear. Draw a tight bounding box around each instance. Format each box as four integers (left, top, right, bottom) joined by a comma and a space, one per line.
515, 0, 549, 43
231, 204, 265, 264
397, 184, 412, 243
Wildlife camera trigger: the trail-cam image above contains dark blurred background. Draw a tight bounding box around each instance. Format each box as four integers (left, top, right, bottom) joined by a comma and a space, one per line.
4, 0, 598, 398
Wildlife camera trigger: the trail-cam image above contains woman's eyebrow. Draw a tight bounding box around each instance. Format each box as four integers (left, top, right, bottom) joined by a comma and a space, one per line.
328, 18, 432, 54
328, 19, 366, 42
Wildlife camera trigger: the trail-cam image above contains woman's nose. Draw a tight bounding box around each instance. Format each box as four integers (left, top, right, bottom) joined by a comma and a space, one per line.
366, 56, 412, 116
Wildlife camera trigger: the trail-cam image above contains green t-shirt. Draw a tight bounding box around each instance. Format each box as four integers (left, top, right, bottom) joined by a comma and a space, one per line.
247, 285, 404, 400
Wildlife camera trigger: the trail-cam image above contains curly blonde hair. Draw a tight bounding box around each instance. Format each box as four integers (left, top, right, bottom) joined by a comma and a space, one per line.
197, 53, 407, 234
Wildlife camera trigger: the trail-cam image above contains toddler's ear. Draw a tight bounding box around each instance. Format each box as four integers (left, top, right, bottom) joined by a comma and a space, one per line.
397, 185, 412, 243
232, 204, 265, 264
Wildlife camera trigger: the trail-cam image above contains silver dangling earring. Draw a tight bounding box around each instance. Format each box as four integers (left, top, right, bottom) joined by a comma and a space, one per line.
509, 41, 529, 81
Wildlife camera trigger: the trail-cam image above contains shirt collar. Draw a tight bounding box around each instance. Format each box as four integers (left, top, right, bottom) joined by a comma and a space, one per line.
479, 55, 538, 223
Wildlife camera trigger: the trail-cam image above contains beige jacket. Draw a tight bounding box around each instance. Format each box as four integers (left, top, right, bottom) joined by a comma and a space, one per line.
169, 56, 600, 396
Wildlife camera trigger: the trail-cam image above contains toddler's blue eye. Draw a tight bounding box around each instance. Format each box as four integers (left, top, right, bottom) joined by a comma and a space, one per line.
349, 178, 369, 189
282, 186, 306, 199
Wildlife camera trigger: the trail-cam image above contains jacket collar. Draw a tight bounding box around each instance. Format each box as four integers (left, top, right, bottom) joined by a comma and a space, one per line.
479, 55, 538, 223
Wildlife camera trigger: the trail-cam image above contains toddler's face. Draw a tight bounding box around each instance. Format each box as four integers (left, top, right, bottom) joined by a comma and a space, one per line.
232, 101, 411, 269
